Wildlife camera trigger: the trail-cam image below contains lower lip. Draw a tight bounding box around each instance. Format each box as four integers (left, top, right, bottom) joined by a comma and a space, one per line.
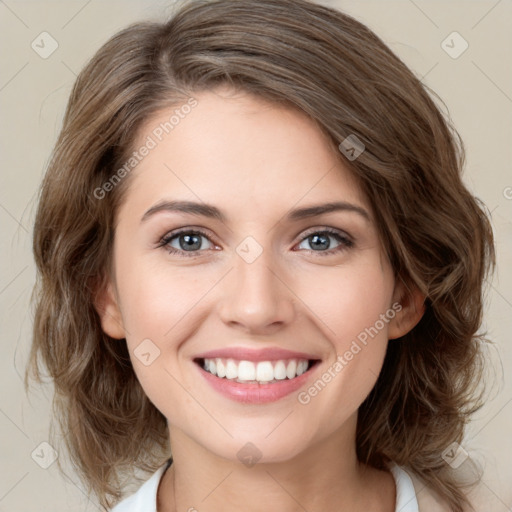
195, 361, 320, 404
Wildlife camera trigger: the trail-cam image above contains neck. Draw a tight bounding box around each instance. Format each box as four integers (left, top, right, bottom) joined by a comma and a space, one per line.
157, 418, 395, 512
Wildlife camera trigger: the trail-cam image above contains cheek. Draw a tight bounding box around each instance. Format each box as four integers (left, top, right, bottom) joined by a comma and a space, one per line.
293, 262, 394, 416
297, 261, 394, 348
116, 256, 213, 342
114, 260, 204, 412
114, 260, 222, 404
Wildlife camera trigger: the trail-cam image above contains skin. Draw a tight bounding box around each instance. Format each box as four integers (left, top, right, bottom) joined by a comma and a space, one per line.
96, 86, 425, 512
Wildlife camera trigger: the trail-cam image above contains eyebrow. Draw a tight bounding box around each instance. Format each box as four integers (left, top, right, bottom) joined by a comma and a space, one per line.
141, 200, 371, 224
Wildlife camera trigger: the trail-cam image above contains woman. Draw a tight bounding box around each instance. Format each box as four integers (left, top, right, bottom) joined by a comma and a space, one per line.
25, 0, 495, 510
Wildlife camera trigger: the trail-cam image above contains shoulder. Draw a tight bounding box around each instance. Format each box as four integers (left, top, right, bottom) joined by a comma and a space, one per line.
406, 468, 481, 512
110, 461, 170, 512
407, 470, 453, 512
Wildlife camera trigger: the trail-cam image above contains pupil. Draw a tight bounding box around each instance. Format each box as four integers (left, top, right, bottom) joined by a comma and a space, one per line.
181, 234, 201, 251
310, 233, 329, 250
178, 233, 331, 252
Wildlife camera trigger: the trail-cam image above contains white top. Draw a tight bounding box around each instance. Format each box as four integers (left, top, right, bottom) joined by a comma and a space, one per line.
110, 460, 420, 512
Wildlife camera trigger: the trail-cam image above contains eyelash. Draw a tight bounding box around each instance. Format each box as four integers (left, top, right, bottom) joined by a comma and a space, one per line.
157, 227, 354, 258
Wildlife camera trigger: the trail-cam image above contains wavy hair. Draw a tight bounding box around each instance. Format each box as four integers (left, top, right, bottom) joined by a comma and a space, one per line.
25, 0, 496, 510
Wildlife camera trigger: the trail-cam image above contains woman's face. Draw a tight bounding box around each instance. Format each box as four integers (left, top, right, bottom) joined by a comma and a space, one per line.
98, 87, 418, 463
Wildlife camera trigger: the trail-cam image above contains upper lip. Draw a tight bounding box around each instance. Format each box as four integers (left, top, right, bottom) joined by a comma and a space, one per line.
193, 347, 321, 363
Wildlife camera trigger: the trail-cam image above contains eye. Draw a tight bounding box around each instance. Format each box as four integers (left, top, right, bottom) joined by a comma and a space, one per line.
158, 227, 354, 258
159, 228, 215, 257
295, 228, 353, 256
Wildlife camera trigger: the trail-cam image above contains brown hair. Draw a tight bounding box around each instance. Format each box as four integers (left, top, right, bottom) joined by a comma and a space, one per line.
25, 0, 496, 510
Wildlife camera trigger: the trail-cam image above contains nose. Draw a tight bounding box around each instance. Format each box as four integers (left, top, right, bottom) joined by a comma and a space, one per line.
217, 244, 296, 335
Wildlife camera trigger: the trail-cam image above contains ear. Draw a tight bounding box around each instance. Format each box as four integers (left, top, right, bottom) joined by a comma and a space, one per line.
91, 275, 126, 339
387, 277, 426, 340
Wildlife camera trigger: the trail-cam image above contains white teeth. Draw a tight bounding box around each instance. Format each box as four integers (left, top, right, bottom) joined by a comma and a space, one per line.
201, 357, 312, 382
225, 359, 238, 379
216, 359, 226, 378
256, 361, 274, 382
274, 360, 287, 380
297, 360, 308, 376
208, 359, 217, 376
238, 361, 256, 381
286, 360, 297, 379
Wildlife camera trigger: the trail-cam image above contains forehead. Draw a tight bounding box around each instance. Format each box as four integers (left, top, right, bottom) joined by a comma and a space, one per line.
123, 88, 371, 222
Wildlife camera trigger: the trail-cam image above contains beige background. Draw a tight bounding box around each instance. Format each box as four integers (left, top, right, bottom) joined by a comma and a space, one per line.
0, 0, 510, 510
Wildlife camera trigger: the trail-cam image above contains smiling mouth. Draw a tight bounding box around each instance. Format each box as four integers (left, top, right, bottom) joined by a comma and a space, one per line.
194, 357, 321, 384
